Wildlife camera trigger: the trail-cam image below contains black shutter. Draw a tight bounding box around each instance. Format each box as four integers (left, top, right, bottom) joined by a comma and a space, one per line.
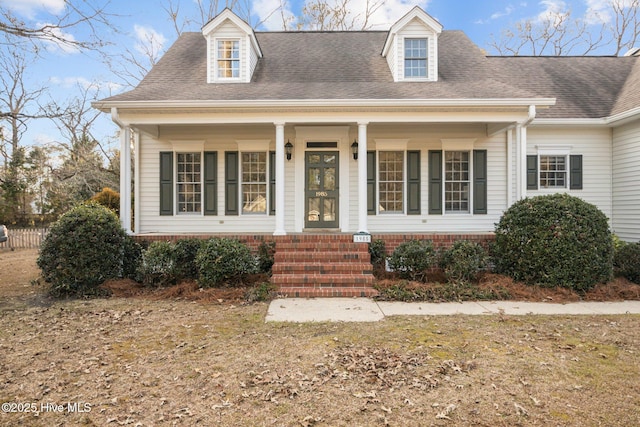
407, 150, 420, 215
367, 151, 376, 215
569, 155, 583, 190
225, 151, 238, 215
473, 150, 487, 214
203, 151, 217, 215
159, 152, 173, 216
527, 155, 538, 190
269, 151, 276, 215
428, 150, 442, 214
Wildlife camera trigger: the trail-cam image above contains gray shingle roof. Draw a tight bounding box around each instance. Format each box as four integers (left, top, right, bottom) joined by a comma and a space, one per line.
102, 30, 639, 119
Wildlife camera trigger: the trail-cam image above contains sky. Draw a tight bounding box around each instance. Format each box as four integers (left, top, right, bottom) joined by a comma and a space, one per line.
0, 0, 630, 157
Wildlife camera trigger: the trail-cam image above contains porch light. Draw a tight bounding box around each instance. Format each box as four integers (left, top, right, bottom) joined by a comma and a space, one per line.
351, 140, 358, 160
285, 140, 293, 161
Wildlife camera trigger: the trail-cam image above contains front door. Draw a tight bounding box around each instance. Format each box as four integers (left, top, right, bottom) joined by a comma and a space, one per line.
305, 151, 339, 229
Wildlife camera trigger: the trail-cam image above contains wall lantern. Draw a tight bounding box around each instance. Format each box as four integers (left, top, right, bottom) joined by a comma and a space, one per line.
285, 140, 293, 161
351, 140, 358, 160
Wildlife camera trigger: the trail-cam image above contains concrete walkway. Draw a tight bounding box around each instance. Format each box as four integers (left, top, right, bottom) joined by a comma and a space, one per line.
265, 298, 640, 322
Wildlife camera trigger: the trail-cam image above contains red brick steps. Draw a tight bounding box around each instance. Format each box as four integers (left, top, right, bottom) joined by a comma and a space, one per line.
271, 234, 378, 298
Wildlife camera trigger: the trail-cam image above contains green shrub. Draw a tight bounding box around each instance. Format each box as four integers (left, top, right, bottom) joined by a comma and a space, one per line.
246, 282, 277, 302
37, 202, 128, 297
493, 193, 613, 292
139, 241, 179, 287
388, 240, 436, 282
89, 187, 120, 214
196, 238, 257, 288
122, 236, 143, 281
613, 242, 640, 284
257, 241, 276, 273
369, 239, 387, 270
439, 240, 487, 284
174, 238, 205, 280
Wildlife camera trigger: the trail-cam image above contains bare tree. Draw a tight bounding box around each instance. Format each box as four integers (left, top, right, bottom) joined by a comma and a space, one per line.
489, 0, 639, 55
294, 0, 384, 31
0, 50, 48, 164
0, 0, 117, 52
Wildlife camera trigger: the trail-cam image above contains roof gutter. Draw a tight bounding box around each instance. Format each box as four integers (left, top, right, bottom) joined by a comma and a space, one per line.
93, 98, 557, 112
110, 107, 129, 127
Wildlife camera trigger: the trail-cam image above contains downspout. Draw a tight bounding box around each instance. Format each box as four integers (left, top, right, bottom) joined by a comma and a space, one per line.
111, 108, 132, 233
516, 105, 536, 200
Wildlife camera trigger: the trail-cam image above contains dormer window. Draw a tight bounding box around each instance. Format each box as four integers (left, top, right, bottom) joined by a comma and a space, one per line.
217, 39, 240, 79
203, 9, 263, 84
382, 7, 442, 83
404, 38, 427, 79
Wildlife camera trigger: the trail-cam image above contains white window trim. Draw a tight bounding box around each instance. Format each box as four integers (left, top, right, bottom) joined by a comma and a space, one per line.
214, 37, 242, 82
376, 150, 407, 215
175, 151, 204, 216
238, 143, 270, 216
535, 145, 572, 190
438, 141, 476, 216
401, 36, 429, 81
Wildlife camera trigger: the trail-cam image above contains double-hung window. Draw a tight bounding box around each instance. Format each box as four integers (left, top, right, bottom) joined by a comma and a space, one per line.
444, 151, 470, 213
177, 153, 202, 213
378, 151, 404, 213
404, 38, 427, 78
539, 155, 567, 188
241, 152, 267, 214
217, 39, 240, 78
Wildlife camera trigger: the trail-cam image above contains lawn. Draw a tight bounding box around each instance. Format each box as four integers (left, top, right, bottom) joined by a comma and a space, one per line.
1, 249, 639, 426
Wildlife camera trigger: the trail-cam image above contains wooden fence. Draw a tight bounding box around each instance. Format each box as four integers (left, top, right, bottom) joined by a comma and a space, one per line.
0, 227, 49, 250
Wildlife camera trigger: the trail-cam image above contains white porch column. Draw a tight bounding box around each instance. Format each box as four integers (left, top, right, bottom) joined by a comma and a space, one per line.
119, 126, 132, 233
133, 129, 140, 233
514, 124, 528, 200
357, 122, 369, 233
274, 122, 286, 236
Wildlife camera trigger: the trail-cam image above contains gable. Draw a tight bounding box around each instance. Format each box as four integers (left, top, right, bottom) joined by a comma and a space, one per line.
202, 9, 262, 84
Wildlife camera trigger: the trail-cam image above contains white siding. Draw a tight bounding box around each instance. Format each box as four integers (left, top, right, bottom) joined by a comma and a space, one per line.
207, 21, 249, 83
396, 19, 438, 81
138, 125, 285, 234
363, 124, 507, 233
390, 19, 438, 82
137, 124, 510, 235
526, 126, 613, 221
612, 119, 640, 242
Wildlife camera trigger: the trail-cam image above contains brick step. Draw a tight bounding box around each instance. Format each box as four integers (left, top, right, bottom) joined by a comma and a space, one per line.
277, 287, 379, 298
272, 274, 375, 286
273, 263, 373, 274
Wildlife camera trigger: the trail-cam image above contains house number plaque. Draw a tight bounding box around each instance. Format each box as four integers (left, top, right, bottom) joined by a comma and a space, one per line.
315, 191, 328, 197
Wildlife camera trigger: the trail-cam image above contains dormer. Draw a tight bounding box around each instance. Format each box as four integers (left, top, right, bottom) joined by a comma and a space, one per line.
202, 9, 262, 83
382, 7, 443, 82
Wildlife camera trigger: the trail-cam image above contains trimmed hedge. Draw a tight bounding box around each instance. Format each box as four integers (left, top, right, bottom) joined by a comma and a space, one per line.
388, 239, 436, 282
37, 202, 128, 297
439, 240, 487, 284
614, 242, 640, 284
196, 238, 257, 287
139, 241, 179, 287
493, 193, 613, 292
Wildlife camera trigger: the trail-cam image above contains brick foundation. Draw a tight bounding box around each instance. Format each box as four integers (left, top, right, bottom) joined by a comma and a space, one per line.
133, 232, 495, 298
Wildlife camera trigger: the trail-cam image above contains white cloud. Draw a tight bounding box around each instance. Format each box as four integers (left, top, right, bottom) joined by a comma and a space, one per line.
476, 4, 516, 24
0, 0, 66, 19
252, 0, 293, 30
49, 76, 122, 94
252, 0, 431, 31
534, 0, 569, 24
37, 22, 81, 54
133, 24, 167, 56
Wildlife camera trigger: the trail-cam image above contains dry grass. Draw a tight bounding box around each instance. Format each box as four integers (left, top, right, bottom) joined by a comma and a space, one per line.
1, 249, 639, 426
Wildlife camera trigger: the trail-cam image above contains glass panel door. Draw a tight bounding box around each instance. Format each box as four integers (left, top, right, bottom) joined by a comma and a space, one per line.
305, 151, 339, 228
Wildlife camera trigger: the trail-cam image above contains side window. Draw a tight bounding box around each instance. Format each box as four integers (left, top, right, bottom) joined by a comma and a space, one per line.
176, 153, 202, 213
378, 151, 404, 213
241, 152, 267, 214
